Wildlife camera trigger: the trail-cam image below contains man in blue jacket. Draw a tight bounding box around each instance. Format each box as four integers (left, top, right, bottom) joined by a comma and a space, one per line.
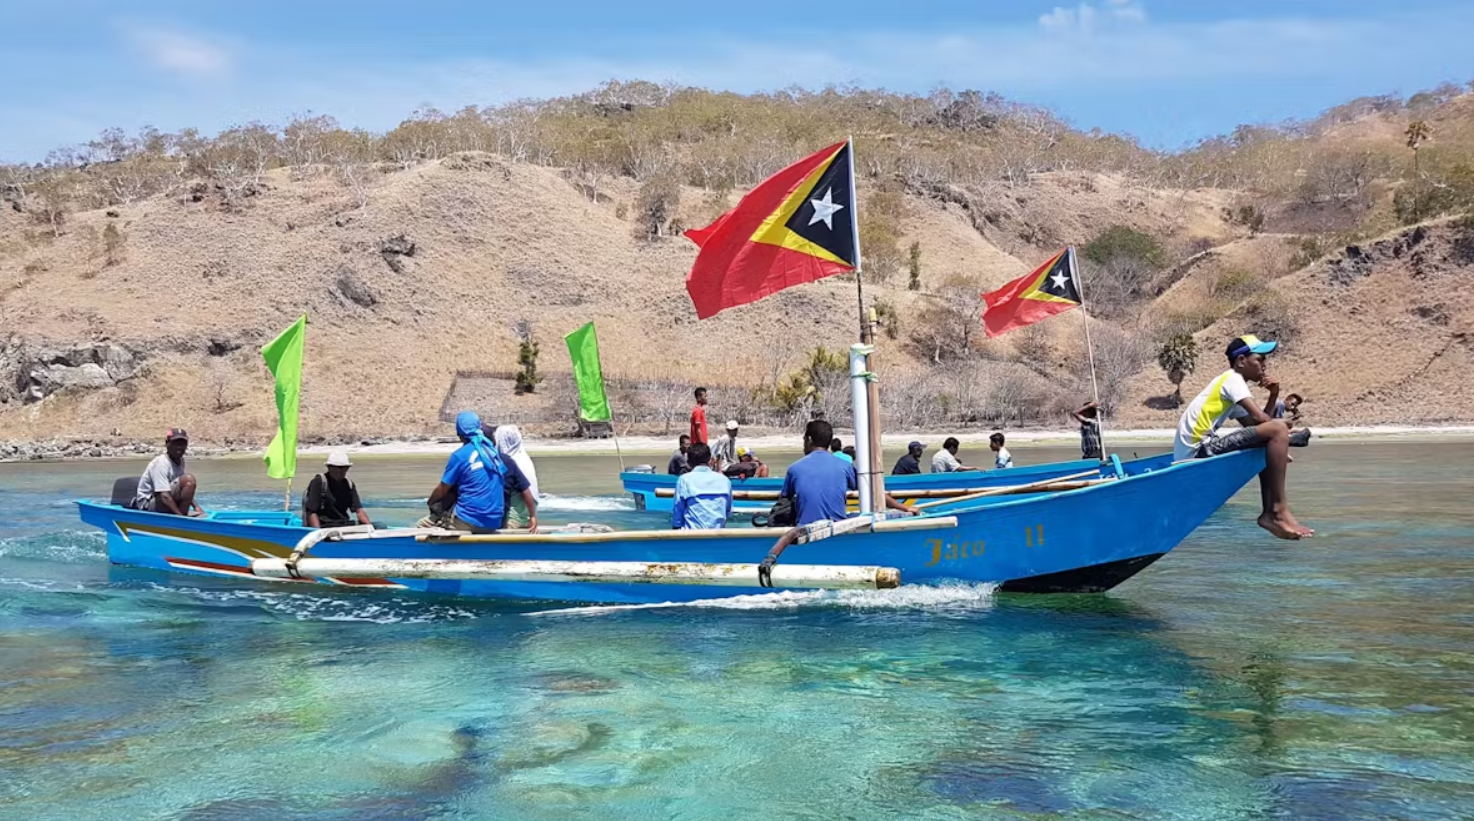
420, 410, 538, 533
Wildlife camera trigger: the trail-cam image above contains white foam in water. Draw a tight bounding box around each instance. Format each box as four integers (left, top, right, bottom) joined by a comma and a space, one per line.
531, 582, 999, 617
148, 584, 480, 624
535, 494, 635, 512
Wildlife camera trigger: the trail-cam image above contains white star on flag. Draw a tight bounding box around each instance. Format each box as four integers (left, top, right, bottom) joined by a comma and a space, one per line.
1049, 270, 1071, 292
807, 187, 844, 230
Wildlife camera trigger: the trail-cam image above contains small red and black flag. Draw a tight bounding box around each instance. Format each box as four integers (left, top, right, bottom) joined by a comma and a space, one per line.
981, 247, 1082, 337
684, 140, 857, 319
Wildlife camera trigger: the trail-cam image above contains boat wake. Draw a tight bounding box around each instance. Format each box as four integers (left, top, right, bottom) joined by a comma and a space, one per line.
530, 582, 999, 618
0, 531, 106, 564
145, 584, 483, 624
534, 494, 635, 513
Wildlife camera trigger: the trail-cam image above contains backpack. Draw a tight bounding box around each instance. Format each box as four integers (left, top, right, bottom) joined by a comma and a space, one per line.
767, 497, 796, 528
303, 474, 357, 526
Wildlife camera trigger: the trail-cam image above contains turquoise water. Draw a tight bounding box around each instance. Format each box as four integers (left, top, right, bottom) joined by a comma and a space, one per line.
2, 442, 1472, 820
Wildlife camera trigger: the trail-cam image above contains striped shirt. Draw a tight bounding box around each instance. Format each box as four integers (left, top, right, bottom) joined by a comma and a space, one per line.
1175, 370, 1253, 461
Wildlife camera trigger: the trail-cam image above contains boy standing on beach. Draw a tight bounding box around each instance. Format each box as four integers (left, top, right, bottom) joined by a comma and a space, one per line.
1175, 334, 1313, 540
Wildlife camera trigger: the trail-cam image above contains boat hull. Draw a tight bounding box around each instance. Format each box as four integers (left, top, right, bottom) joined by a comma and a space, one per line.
78, 450, 1262, 605
623, 457, 1116, 513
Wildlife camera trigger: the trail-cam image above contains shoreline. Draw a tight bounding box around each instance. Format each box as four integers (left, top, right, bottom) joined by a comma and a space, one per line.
5, 424, 1474, 463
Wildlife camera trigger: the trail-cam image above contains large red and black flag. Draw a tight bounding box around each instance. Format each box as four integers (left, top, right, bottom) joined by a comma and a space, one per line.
684, 140, 858, 319
981, 247, 1082, 337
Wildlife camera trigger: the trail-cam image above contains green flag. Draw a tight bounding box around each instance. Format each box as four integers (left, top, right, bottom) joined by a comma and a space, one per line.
261, 314, 307, 480
564, 321, 611, 422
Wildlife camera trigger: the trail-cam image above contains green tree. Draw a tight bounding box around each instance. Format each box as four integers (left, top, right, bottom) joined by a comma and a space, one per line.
907, 241, 921, 291
513, 320, 542, 395
1157, 333, 1198, 406
1082, 225, 1166, 269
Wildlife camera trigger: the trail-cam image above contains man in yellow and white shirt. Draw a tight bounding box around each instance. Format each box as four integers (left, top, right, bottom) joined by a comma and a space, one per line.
1176, 334, 1313, 540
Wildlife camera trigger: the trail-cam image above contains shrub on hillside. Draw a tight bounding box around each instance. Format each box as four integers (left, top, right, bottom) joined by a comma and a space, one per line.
858, 189, 907, 281
634, 172, 682, 239
909, 275, 987, 363
1082, 225, 1167, 269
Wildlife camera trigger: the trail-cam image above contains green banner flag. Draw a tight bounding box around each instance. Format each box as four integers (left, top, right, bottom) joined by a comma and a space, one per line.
261, 314, 307, 480
564, 321, 612, 422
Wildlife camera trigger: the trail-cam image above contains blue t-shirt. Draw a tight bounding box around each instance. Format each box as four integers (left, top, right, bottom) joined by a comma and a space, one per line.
781, 449, 858, 526
442, 441, 530, 530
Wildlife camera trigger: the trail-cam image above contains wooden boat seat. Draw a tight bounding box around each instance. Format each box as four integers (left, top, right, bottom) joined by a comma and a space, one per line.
109, 477, 140, 507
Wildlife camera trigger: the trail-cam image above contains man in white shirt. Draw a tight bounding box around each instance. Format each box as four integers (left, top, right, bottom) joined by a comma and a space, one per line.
1176, 334, 1312, 540
132, 428, 205, 516
711, 420, 741, 470
930, 437, 980, 473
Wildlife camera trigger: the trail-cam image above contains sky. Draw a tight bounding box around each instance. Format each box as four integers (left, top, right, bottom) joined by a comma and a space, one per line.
3, 0, 1473, 162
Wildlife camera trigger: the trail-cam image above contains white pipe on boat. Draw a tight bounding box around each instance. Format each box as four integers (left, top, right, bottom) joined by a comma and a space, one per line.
250, 558, 901, 590
849, 342, 875, 515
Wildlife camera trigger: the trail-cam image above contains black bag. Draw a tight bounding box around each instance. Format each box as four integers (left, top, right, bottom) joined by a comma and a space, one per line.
766, 497, 796, 528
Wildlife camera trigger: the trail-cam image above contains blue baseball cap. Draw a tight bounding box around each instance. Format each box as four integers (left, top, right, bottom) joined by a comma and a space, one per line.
1226, 334, 1277, 363
907, 440, 926, 451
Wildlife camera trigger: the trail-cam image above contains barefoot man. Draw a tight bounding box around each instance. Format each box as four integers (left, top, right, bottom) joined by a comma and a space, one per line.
1175, 334, 1313, 540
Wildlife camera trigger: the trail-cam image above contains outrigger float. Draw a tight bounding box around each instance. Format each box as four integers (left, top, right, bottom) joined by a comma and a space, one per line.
77, 448, 1261, 605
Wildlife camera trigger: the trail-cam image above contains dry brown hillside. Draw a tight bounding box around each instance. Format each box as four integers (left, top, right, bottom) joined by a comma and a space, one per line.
4, 81, 1474, 447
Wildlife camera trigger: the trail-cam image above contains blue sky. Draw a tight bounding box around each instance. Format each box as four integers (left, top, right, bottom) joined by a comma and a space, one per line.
3, 0, 1473, 161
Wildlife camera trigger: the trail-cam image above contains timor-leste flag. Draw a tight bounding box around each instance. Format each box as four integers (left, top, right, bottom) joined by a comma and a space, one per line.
684, 140, 857, 319
981, 247, 1082, 337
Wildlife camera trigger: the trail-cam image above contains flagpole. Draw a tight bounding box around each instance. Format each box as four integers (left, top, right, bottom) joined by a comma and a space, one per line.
1069, 247, 1108, 464
284, 478, 292, 513
844, 136, 885, 514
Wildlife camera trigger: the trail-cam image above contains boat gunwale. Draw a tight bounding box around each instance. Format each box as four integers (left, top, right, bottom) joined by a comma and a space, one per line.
74, 449, 1237, 548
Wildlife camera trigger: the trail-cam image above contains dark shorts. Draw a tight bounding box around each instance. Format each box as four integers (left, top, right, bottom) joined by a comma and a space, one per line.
1194, 427, 1266, 458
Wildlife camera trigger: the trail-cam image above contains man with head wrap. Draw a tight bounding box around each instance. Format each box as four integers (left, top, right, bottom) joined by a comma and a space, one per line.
420, 410, 537, 532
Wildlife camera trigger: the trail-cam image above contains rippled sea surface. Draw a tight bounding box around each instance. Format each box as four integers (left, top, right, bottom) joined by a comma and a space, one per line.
2, 441, 1472, 820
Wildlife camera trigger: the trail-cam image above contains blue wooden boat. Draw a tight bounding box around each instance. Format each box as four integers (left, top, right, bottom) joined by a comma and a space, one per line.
77, 450, 1260, 605
623, 457, 1103, 513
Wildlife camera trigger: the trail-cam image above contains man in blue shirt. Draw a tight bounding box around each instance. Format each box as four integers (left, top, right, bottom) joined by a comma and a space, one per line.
421, 410, 537, 533
671, 443, 732, 529
780, 420, 920, 526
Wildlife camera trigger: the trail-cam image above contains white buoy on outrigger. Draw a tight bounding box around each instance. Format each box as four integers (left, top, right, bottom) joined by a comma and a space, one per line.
251, 557, 900, 590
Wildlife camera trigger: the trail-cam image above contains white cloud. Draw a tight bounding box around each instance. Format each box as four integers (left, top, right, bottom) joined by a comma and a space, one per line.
1040, 0, 1148, 32
123, 24, 233, 77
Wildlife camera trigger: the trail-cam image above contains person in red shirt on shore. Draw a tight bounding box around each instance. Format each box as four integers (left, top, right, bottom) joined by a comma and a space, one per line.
690, 386, 709, 445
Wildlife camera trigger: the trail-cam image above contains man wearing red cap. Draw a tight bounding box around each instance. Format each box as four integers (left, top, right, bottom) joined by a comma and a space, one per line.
132, 428, 205, 516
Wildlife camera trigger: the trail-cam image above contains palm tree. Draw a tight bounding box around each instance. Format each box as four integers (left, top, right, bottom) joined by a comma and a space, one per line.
1157, 333, 1198, 407
1405, 120, 1432, 175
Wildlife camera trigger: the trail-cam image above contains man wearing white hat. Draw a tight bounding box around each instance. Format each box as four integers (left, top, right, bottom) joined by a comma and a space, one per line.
711, 420, 741, 471
303, 449, 371, 528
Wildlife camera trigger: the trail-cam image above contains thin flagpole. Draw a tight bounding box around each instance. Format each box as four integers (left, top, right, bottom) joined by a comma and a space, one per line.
848, 135, 865, 337
1069, 247, 1107, 464
284, 478, 292, 513
610, 422, 626, 471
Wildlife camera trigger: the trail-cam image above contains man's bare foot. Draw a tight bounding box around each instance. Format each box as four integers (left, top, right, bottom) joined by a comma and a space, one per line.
1258, 513, 1313, 540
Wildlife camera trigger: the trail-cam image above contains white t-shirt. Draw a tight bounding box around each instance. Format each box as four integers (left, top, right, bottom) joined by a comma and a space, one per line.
1175, 370, 1253, 460
994, 447, 1013, 469
931, 450, 962, 473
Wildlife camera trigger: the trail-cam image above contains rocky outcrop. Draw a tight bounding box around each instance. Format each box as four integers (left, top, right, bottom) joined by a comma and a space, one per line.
3, 343, 143, 404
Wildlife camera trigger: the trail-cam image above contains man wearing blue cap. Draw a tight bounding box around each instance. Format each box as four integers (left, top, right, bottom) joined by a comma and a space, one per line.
421, 410, 537, 533
1175, 334, 1313, 540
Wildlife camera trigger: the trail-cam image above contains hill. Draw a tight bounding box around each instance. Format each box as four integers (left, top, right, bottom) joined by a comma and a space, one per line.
3, 80, 1474, 449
